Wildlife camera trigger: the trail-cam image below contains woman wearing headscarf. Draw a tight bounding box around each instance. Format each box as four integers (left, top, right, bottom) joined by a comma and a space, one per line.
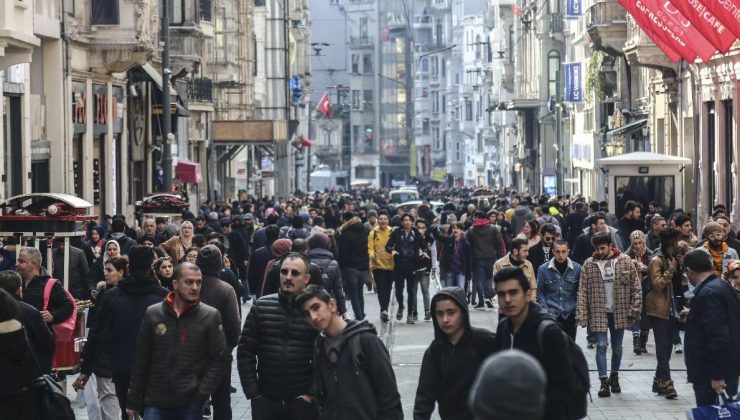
88, 239, 121, 291
159, 220, 195, 262
260, 238, 293, 296
152, 256, 174, 289
625, 230, 653, 355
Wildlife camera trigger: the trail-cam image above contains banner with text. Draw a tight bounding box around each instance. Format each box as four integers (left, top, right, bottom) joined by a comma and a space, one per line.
566, 0, 583, 18
564, 62, 583, 103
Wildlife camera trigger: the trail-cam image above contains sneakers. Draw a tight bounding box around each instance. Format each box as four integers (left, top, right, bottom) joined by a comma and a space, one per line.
598, 377, 611, 397
662, 379, 678, 399
674, 343, 683, 354
633, 333, 642, 355
413, 312, 419, 322
474, 303, 485, 311
424, 310, 431, 321
485, 299, 494, 309
380, 311, 389, 322
609, 372, 621, 393
407, 315, 415, 324
587, 342, 595, 350
396, 310, 403, 321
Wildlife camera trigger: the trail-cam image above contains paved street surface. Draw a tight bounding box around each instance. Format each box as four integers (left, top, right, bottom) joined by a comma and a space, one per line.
69, 283, 696, 419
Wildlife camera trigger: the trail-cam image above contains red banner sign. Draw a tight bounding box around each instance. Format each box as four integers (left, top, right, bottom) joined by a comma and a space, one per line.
667, 0, 736, 53
619, 0, 694, 61
696, 0, 740, 38
632, 0, 716, 61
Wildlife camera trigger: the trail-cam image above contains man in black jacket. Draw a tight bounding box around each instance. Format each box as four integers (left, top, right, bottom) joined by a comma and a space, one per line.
467, 211, 505, 309
528, 223, 559, 276
492, 266, 580, 420
682, 250, 740, 406
91, 246, 168, 418
307, 233, 347, 317
0, 270, 55, 373
386, 214, 425, 322
414, 287, 496, 420
237, 253, 319, 420
337, 212, 370, 320
126, 262, 228, 419
51, 239, 91, 300
18, 247, 75, 336
297, 285, 403, 420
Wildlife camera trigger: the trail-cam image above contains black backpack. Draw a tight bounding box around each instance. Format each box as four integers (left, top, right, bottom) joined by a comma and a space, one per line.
536, 319, 590, 419
23, 330, 75, 420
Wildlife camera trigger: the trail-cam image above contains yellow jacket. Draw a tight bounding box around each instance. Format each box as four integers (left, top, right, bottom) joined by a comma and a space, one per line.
368, 226, 394, 271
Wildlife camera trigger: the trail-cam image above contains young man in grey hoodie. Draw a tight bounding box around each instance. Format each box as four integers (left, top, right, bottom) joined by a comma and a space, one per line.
296, 285, 403, 420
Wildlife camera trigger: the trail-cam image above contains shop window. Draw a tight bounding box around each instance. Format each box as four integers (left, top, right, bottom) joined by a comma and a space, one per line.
614, 176, 675, 218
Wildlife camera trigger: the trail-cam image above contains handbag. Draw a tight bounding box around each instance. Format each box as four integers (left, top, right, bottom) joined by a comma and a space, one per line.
686, 392, 740, 420
42, 278, 77, 341
23, 330, 76, 420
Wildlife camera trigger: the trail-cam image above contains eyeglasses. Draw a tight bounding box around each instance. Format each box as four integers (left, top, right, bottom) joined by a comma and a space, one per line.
280, 268, 304, 277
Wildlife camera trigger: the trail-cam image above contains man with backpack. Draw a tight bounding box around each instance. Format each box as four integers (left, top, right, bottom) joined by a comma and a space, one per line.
296, 285, 403, 419
492, 266, 586, 420
413, 287, 496, 419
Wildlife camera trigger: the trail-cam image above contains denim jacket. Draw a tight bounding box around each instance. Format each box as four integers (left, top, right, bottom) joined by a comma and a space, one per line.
536, 258, 582, 318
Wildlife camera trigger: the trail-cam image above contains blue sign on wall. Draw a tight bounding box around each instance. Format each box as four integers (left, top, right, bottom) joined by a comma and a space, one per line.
564, 62, 583, 103
566, 0, 582, 18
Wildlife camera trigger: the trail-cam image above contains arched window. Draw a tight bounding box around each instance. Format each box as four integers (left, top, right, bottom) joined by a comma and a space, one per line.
548, 50, 561, 99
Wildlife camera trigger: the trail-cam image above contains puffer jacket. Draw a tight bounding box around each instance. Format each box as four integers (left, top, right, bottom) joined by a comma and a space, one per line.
337, 217, 370, 271
308, 248, 347, 315
315, 320, 403, 420
127, 294, 228, 410
236, 290, 319, 400
22, 269, 74, 327
414, 288, 496, 420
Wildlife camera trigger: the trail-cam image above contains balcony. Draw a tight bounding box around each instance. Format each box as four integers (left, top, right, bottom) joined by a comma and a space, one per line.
623, 15, 675, 70
586, 0, 628, 56
413, 15, 433, 30
0, 0, 40, 68
72, 0, 157, 73
170, 30, 204, 73
543, 13, 564, 34
349, 36, 373, 48
187, 77, 213, 102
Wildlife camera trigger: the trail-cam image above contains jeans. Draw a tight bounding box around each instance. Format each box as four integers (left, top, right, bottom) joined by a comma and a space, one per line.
373, 269, 394, 312
649, 316, 674, 380
556, 313, 577, 341
112, 373, 130, 420
445, 271, 465, 288
96, 376, 121, 420
143, 401, 203, 420
393, 264, 415, 312
342, 268, 367, 320
473, 258, 495, 303
251, 396, 319, 420
408, 270, 431, 314
594, 313, 624, 378
211, 360, 233, 420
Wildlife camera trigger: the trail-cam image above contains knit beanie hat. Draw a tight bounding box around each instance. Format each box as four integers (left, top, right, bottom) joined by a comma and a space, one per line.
703, 221, 724, 238
469, 350, 547, 420
629, 230, 647, 243
196, 244, 222, 277
307, 232, 331, 251
271, 238, 293, 258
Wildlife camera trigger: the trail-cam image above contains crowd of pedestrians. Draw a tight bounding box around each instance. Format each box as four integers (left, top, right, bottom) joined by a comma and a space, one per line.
1, 187, 740, 420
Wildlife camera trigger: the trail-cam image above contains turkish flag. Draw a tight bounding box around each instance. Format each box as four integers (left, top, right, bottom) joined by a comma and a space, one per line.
695, 0, 740, 38
512, 4, 523, 16
315, 92, 331, 118
630, 0, 716, 62
666, 0, 736, 53
619, 0, 691, 62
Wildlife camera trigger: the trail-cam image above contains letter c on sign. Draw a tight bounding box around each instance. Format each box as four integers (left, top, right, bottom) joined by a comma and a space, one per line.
663, 1, 691, 28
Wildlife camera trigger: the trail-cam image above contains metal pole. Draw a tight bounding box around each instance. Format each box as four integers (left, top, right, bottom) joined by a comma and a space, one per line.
161, 0, 173, 192
556, 103, 562, 195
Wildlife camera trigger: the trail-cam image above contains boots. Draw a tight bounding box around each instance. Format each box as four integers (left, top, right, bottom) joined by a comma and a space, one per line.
640, 331, 649, 354
652, 377, 664, 394
598, 377, 611, 397
633, 333, 642, 355
609, 372, 621, 393
662, 379, 678, 399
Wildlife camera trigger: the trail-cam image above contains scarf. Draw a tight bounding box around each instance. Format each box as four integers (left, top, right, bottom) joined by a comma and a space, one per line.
102, 239, 121, 265
472, 219, 491, 228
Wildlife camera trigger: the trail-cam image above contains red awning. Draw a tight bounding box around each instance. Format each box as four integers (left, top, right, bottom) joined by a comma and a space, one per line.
175, 160, 202, 184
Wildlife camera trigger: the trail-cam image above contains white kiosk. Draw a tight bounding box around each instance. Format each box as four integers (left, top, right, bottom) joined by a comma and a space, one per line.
596, 152, 691, 218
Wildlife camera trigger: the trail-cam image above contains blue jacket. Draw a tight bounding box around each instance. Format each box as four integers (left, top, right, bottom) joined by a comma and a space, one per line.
536, 258, 582, 319
684, 274, 740, 384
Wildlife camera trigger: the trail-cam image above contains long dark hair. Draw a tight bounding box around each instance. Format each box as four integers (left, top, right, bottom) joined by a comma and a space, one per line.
0, 288, 20, 322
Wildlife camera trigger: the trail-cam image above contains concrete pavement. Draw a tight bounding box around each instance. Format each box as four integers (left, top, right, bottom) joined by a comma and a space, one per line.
70, 282, 697, 419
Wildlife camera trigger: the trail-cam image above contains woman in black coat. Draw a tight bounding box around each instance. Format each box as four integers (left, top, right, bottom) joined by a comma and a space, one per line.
0, 289, 41, 420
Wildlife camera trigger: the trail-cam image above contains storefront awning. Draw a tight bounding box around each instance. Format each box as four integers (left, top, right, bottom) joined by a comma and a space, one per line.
606, 119, 647, 136
212, 120, 289, 145
175, 160, 202, 184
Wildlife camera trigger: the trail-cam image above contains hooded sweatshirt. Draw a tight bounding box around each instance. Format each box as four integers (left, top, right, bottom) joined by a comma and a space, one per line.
414, 288, 496, 420
313, 320, 403, 420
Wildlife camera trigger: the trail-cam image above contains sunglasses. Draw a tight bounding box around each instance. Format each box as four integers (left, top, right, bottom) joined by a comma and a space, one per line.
280, 268, 304, 277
